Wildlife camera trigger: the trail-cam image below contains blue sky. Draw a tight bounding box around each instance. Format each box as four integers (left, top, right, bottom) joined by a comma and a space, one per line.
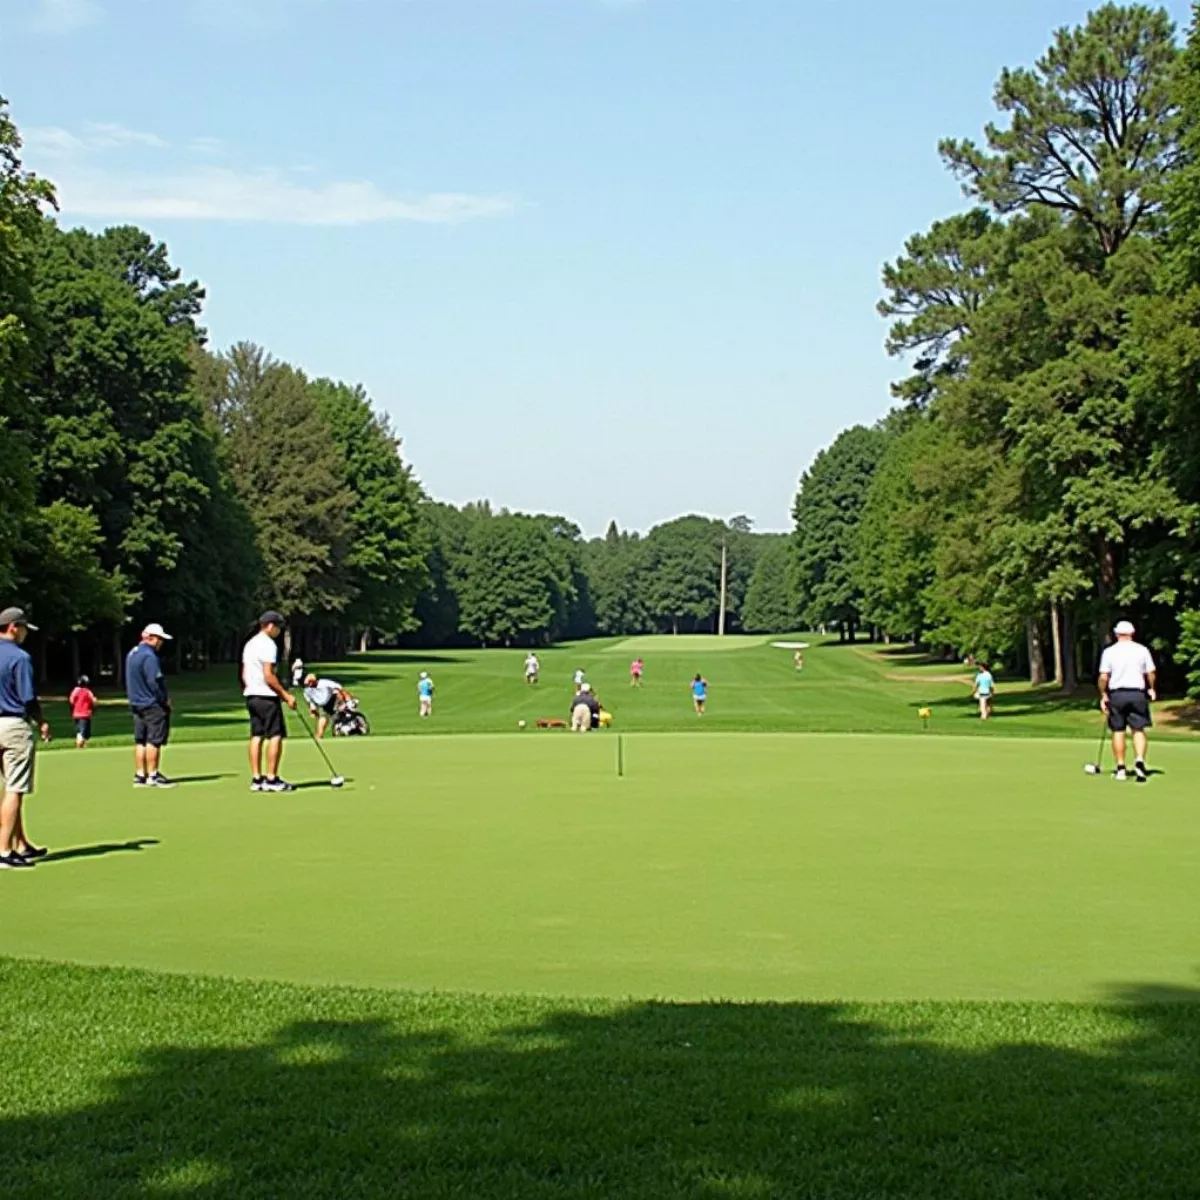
5, 0, 1194, 536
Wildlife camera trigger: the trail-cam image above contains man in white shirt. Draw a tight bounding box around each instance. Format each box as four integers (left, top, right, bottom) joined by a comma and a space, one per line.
242, 611, 298, 792
303, 673, 345, 740
1097, 620, 1157, 784
524, 653, 540, 685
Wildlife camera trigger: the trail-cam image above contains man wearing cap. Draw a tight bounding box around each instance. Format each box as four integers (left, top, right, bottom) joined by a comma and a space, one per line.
570, 682, 599, 732
0, 608, 50, 869
126, 623, 175, 788
242, 611, 297, 792
1098, 620, 1157, 784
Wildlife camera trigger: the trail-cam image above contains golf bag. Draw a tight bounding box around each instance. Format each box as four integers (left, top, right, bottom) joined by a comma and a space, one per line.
331, 695, 371, 737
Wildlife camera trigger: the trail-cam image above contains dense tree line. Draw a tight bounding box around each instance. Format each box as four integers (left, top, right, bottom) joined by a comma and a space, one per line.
792, 3, 1200, 694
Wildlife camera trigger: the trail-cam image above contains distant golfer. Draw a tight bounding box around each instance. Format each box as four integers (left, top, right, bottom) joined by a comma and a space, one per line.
69, 675, 96, 748
691, 673, 708, 715
571, 682, 599, 732
972, 663, 995, 720
630, 657, 644, 688
291, 657, 306, 688
126, 623, 175, 787
0, 608, 49, 869
524, 653, 540, 685
418, 671, 435, 718
303, 673, 345, 740
1098, 620, 1156, 783
574, 667, 586, 690
793, 650, 804, 672
242, 611, 297, 793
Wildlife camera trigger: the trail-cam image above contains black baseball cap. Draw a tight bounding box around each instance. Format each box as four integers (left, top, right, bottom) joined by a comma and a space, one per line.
258, 610, 286, 628
0, 607, 37, 631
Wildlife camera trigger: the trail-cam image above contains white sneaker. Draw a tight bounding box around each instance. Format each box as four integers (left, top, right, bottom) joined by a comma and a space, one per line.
1114, 766, 1128, 782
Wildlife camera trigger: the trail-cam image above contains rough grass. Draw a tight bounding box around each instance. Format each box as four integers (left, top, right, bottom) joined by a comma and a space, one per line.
4, 958, 1200, 1198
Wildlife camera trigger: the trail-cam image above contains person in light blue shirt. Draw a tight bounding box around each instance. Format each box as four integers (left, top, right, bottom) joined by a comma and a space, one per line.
417, 671, 435, 718
691, 673, 708, 716
972, 664, 995, 721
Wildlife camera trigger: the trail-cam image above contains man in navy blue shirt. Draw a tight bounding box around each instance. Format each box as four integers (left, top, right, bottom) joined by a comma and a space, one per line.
126, 622, 174, 788
0, 607, 51, 869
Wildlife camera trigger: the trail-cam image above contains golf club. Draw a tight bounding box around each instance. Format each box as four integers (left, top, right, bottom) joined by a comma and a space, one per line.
296, 706, 345, 788
1084, 717, 1108, 775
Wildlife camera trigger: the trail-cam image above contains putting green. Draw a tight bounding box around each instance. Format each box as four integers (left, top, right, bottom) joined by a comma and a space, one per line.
7, 732, 1199, 1003
602, 634, 773, 655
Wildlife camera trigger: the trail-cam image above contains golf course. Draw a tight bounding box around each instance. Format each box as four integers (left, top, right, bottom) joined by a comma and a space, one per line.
5, 637, 1200, 1196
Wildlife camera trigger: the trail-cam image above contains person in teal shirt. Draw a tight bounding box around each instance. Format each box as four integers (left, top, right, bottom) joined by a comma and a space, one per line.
973, 664, 995, 720
691, 674, 708, 716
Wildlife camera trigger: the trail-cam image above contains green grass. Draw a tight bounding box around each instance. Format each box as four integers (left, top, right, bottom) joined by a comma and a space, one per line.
4, 958, 1200, 1198
8, 637, 1200, 1195
9, 732, 1200, 1001
44, 634, 1200, 746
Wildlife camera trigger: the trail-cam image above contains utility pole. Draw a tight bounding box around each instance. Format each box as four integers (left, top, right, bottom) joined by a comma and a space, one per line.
718, 539, 728, 637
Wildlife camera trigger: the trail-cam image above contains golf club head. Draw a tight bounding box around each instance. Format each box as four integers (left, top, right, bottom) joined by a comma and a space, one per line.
1084, 763, 1102, 775
330, 775, 345, 788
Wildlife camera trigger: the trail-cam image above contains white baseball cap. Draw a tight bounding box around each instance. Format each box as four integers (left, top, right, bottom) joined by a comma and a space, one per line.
1114, 620, 1135, 636
142, 623, 173, 641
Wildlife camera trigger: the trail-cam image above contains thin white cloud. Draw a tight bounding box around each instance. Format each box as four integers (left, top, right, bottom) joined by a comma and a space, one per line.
48, 163, 519, 226
26, 120, 520, 226
25, 0, 102, 34
26, 122, 167, 157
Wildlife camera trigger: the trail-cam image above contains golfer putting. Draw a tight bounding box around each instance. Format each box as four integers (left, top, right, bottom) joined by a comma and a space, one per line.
1097, 620, 1156, 783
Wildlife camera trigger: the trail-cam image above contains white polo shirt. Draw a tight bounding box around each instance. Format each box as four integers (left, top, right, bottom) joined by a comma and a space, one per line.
1098, 640, 1155, 692
242, 631, 279, 698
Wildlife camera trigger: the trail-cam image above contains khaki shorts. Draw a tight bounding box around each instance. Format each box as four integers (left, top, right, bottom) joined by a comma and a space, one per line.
0, 717, 36, 795
572, 703, 592, 732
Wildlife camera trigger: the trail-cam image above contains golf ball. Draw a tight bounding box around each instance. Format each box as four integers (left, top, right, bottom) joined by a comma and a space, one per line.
518, 720, 526, 729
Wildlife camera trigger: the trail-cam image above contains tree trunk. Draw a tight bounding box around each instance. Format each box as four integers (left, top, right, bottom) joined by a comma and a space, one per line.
1026, 617, 1047, 686
672, 616, 679, 636
1053, 602, 1077, 693
359, 629, 369, 654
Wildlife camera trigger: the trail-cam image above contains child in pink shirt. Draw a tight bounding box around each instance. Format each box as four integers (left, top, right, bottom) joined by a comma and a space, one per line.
69, 675, 96, 748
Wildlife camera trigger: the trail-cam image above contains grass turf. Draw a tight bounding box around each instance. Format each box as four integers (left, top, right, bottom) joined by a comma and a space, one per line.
7, 732, 1200, 1001
40, 634, 1200, 746
4, 957, 1200, 1198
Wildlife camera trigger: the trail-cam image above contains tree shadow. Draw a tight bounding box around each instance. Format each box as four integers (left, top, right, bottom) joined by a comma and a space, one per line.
5, 965, 1200, 1197
41, 838, 159, 864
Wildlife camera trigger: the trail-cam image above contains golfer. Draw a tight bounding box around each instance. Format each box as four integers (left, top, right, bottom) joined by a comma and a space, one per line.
418, 671, 434, 717
1098, 620, 1156, 783
691, 673, 708, 715
126, 622, 174, 787
793, 650, 804, 672
972, 662, 995, 720
303, 673, 345, 740
242, 611, 297, 793
524, 653, 540, 685
630, 658, 644, 688
69, 675, 96, 748
0, 608, 49, 869
571, 682, 599, 732
574, 667, 586, 690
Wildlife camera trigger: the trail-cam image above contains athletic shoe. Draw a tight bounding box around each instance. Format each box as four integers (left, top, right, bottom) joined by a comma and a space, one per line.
133, 774, 148, 787
1135, 761, 1148, 784
262, 777, 296, 793
0, 853, 34, 869
18, 844, 47, 859
148, 773, 176, 789
250, 776, 265, 792
1114, 766, 1128, 782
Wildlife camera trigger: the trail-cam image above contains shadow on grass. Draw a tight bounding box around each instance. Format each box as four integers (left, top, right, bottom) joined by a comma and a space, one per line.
42, 838, 159, 864
5, 968, 1200, 1198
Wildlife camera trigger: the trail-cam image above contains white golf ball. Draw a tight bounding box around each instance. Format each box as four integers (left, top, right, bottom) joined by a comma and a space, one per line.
518, 720, 526, 729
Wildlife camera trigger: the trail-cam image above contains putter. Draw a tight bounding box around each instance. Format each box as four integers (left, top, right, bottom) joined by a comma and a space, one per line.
1084, 719, 1108, 775
296, 707, 345, 788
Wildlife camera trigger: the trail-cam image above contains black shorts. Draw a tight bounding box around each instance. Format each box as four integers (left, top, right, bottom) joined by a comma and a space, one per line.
247, 695, 287, 740
132, 704, 170, 747
75, 718, 92, 740
1107, 689, 1152, 733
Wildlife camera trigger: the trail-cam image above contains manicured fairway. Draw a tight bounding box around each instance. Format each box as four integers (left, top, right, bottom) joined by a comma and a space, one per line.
8, 732, 1200, 1002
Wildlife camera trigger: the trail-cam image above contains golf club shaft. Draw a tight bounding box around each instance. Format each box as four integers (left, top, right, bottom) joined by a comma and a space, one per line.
297, 706, 340, 777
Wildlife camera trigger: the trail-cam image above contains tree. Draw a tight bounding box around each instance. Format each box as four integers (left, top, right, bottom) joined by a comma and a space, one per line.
740, 537, 797, 633
941, 4, 1181, 256
459, 515, 561, 645
641, 516, 724, 635
792, 426, 889, 639
310, 378, 427, 643
214, 344, 354, 625
583, 523, 649, 636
